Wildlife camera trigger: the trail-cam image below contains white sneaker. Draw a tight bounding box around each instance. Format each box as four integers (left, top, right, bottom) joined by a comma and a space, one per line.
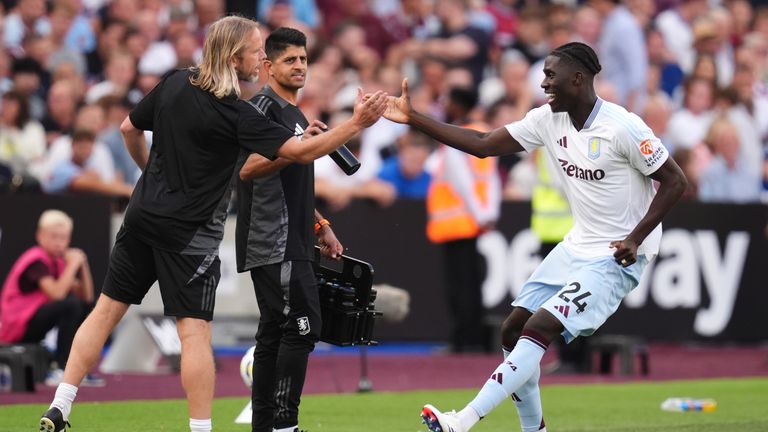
44, 369, 64, 387
421, 404, 464, 432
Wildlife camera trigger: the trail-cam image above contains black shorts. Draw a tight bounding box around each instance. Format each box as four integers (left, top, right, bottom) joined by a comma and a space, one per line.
250, 260, 321, 340
102, 226, 220, 321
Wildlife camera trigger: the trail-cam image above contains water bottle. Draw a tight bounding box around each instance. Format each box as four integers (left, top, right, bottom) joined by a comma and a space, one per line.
660, 398, 717, 412
0, 363, 11, 392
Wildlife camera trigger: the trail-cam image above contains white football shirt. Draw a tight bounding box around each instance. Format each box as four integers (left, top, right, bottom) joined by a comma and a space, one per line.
506, 98, 669, 259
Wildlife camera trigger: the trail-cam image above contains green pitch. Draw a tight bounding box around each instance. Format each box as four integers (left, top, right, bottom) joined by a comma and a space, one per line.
2, 378, 767, 431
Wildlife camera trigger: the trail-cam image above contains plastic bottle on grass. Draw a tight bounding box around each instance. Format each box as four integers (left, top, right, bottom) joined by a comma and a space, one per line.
661, 398, 717, 412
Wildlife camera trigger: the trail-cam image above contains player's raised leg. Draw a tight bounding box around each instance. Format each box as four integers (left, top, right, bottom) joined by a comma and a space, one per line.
41, 295, 129, 431
423, 310, 562, 432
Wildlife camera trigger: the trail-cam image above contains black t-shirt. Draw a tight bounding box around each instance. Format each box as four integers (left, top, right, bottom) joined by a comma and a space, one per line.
235, 85, 315, 271
125, 69, 295, 253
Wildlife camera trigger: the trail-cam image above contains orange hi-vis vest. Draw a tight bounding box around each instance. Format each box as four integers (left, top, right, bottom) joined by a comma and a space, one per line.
426, 122, 497, 243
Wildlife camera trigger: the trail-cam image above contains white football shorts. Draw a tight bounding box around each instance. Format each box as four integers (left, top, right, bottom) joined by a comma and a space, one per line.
512, 242, 648, 343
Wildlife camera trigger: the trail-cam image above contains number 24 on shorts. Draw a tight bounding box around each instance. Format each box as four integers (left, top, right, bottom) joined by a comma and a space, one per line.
558, 282, 592, 314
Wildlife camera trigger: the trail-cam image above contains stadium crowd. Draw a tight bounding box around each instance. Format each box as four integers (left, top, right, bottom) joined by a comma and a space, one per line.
0, 0, 767, 205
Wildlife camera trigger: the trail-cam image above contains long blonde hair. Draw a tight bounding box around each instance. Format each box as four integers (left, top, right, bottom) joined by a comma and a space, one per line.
190, 16, 259, 99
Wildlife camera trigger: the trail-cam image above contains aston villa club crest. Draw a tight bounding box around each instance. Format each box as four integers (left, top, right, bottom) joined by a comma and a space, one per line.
297, 316, 310, 335
587, 137, 601, 160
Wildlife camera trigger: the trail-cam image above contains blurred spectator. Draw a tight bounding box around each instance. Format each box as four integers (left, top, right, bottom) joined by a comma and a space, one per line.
46, 5, 88, 82
85, 49, 140, 104
315, 109, 396, 210
259, 0, 319, 30
193, 0, 224, 45
692, 13, 734, 88
43, 128, 132, 198
401, 0, 490, 88
0, 209, 96, 384
3, 0, 51, 55
667, 77, 716, 153
506, 6, 548, 65
409, 56, 449, 119
0, 50, 13, 94
698, 116, 761, 203
134, 9, 178, 78
482, 50, 533, 112
626, 0, 656, 28
590, 0, 648, 111
58, 0, 97, 55
572, 5, 602, 47
11, 56, 47, 120
672, 147, 700, 200
0, 89, 46, 186
378, 0, 437, 45
646, 28, 685, 98
485, 0, 517, 50
527, 22, 573, 107
642, 93, 674, 149
427, 86, 500, 352
171, 30, 201, 69
43, 103, 118, 185
728, 0, 753, 45
486, 100, 524, 186
377, 127, 435, 199
96, 95, 142, 185
319, 0, 396, 58
85, 20, 127, 80
655, 0, 709, 75
41, 79, 81, 146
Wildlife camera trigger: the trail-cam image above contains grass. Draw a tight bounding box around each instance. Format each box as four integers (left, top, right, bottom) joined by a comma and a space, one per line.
2, 378, 767, 431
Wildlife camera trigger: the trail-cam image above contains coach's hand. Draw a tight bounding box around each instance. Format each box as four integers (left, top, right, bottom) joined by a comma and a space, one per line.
352, 89, 387, 129
318, 225, 343, 260
304, 119, 328, 138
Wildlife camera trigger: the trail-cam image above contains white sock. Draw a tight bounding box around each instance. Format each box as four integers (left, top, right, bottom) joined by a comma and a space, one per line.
456, 406, 481, 430
273, 426, 297, 432
512, 366, 544, 432
50, 383, 78, 420
468, 337, 547, 419
505, 344, 545, 431
189, 418, 212, 432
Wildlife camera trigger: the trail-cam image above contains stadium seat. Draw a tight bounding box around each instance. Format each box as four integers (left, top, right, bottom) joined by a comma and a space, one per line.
589, 335, 649, 376
0, 344, 48, 392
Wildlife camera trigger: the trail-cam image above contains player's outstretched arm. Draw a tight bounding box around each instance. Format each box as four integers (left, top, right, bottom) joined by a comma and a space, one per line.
384, 79, 525, 158
611, 157, 687, 266
277, 90, 387, 163
241, 120, 330, 180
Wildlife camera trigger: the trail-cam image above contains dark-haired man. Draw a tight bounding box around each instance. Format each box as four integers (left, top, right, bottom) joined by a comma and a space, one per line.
383, 42, 687, 432
236, 27, 343, 432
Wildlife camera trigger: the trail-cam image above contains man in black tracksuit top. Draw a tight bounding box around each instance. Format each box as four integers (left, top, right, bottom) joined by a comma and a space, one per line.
236, 28, 344, 432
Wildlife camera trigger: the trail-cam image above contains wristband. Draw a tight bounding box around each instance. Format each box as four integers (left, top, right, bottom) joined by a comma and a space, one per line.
314, 218, 330, 235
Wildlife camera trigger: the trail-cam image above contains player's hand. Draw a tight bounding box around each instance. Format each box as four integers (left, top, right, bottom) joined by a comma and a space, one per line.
610, 238, 639, 267
304, 119, 328, 138
317, 226, 343, 260
382, 78, 412, 124
352, 89, 387, 128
